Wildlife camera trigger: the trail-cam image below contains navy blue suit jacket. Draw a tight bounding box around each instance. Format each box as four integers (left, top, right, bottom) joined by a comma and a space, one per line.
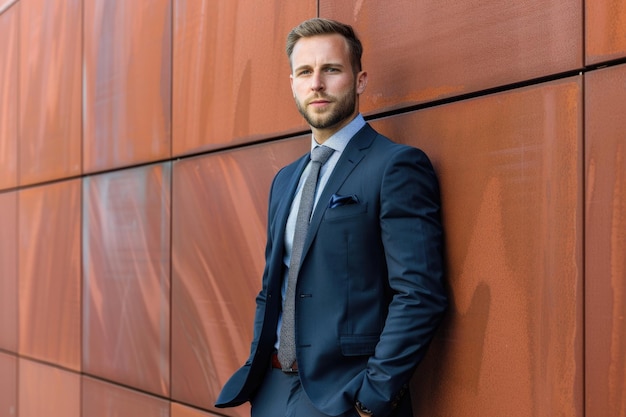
216, 124, 447, 417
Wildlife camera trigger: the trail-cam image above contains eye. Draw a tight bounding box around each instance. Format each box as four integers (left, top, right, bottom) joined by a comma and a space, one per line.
297, 69, 312, 76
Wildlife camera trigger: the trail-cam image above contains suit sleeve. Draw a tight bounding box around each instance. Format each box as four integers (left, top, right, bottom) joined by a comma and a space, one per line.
357, 146, 448, 417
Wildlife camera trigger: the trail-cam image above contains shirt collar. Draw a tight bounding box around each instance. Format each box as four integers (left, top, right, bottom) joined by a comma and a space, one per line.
310, 114, 366, 153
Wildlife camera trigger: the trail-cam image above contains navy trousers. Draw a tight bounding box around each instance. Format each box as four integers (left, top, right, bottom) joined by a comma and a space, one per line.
250, 367, 413, 417
250, 368, 359, 417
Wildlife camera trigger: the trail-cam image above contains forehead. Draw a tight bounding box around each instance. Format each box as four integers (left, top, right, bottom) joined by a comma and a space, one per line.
291, 34, 351, 67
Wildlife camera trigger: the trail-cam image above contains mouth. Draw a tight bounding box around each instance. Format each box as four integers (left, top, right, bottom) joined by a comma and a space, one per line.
308, 98, 332, 108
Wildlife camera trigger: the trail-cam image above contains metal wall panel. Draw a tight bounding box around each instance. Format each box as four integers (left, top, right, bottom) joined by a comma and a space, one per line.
18, 180, 82, 371
18, 359, 80, 417
83, 0, 172, 173
171, 137, 308, 414
0, 191, 17, 353
0, 0, 623, 415
321, 0, 582, 113
585, 63, 626, 417
172, 0, 315, 156
19, 0, 82, 186
586, 0, 626, 64
0, 352, 17, 417
171, 403, 219, 417
83, 163, 171, 396
82, 377, 170, 417
371, 76, 583, 417
0, 4, 17, 190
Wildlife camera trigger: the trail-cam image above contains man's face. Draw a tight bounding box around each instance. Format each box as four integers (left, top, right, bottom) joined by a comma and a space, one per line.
290, 34, 367, 142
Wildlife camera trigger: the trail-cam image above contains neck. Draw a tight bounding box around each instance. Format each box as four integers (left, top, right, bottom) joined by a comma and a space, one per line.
311, 112, 359, 144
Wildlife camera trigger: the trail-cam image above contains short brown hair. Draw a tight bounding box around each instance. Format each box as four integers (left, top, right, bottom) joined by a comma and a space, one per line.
286, 18, 363, 73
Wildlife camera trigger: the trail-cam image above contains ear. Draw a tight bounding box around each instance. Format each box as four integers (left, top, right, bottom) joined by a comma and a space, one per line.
356, 71, 368, 94
290, 73, 295, 97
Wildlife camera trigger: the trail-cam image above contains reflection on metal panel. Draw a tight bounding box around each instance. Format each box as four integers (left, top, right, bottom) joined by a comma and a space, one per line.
83, 163, 171, 396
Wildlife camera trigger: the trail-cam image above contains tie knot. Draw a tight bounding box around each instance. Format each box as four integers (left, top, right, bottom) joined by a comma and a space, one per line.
311, 145, 334, 165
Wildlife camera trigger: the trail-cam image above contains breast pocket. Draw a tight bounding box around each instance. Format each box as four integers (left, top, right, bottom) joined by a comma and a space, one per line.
324, 202, 368, 221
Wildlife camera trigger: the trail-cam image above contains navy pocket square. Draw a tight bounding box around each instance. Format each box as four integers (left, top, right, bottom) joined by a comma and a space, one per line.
328, 193, 359, 209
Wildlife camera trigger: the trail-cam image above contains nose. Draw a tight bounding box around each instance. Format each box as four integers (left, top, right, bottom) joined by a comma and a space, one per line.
310, 71, 324, 91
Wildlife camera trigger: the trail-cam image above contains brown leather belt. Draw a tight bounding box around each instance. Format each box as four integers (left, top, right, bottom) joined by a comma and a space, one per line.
271, 353, 298, 373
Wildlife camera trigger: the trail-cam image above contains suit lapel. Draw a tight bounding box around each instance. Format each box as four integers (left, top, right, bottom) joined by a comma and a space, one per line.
302, 124, 377, 256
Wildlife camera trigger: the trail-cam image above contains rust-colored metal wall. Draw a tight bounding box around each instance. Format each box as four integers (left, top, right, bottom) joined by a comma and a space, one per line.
18, 180, 82, 371
585, 64, 626, 417
18, 359, 81, 417
586, 0, 626, 65
0, 3, 17, 190
0, 0, 624, 416
322, 0, 583, 112
0, 191, 17, 354
172, 0, 314, 155
18, 0, 82, 186
372, 76, 584, 417
83, 0, 172, 173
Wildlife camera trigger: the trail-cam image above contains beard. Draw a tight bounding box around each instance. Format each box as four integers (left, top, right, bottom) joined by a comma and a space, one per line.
295, 85, 357, 131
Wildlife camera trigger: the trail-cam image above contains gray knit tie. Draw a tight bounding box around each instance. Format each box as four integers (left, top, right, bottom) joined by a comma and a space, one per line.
278, 145, 334, 370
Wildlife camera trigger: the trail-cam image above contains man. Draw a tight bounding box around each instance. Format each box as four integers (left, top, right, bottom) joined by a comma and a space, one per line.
216, 18, 447, 417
